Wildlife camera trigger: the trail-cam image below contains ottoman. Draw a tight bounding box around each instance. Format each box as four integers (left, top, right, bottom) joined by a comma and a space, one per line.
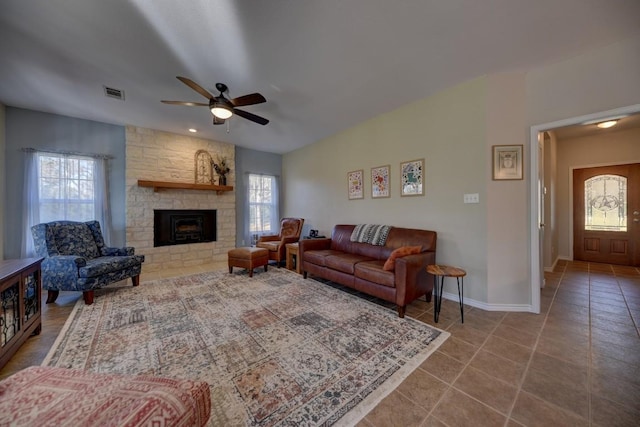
228, 247, 269, 277
0, 366, 211, 427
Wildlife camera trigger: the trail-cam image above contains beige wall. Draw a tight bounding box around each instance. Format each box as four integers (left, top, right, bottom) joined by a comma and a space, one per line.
543, 132, 559, 271
554, 127, 640, 260
283, 34, 640, 310
284, 78, 492, 305
485, 73, 529, 306
526, 34, 640, 127
125, 126, 236, 272
0, 103, 5, 260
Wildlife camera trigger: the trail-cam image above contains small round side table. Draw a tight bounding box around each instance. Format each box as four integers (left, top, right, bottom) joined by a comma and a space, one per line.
426, 264, 467, 323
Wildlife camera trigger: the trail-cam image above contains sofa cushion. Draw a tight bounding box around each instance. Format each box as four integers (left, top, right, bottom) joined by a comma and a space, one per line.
303, 249, 345, 267
355, 260, 395, 287
78, 256, 143, 278
383, 246, 422, 271
325, 253, 375, 275
53, 223, 100, 259
256, 241, 280, 252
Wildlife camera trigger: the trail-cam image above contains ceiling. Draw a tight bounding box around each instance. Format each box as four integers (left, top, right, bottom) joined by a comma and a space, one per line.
1, 1, 640, 154
552, 112, 640, 140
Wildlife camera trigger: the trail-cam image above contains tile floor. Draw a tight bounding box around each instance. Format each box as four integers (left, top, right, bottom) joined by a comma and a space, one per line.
1, 260, 639, 426
359, 260, 640, 427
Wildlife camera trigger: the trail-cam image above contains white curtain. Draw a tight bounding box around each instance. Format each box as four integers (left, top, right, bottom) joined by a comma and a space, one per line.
245, 173, 280, 245
21, 150, 40, 258
94, 157, 112, 245
21, 151, 112, 256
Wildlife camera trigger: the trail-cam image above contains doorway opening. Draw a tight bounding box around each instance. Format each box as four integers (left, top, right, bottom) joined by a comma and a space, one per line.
529, 104, 640, 313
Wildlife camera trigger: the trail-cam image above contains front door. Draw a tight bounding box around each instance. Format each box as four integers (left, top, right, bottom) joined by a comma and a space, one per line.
573, 163, 640, 266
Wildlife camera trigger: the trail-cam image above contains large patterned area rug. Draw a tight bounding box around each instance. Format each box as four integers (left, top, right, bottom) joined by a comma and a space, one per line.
44, 268, 449, 426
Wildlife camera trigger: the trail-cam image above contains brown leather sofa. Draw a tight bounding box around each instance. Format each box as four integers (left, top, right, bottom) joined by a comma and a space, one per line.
300, 224, 437, 317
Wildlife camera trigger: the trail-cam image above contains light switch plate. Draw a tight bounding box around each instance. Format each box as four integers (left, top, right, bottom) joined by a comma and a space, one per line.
464, 193, 480, 204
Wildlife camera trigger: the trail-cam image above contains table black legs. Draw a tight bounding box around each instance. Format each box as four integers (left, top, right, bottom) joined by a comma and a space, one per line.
433, 274, 464, 324
457, 276, 464, 323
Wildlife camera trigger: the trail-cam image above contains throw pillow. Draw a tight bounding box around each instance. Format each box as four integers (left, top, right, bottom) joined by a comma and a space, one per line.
383, 246, 422, 271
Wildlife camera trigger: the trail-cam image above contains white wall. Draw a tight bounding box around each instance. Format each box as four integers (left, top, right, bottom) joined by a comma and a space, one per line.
555, 127, 640, 259
284, 78, 491, 304
0, 103, 5, 260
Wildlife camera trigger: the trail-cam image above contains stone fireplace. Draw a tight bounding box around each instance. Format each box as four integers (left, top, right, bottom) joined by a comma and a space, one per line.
154, 209, 216, 247
125, 126, 235, 273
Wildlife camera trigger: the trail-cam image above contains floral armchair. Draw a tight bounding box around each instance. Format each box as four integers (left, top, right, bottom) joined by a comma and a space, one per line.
31, 220, 145, 305
256, 218, 304, 267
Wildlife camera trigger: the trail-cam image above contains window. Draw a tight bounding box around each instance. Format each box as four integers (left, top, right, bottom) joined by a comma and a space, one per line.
584, 174, 627, 232
38, 153, 96, 223
22, 150, 111, 257
248, 174, 279, 242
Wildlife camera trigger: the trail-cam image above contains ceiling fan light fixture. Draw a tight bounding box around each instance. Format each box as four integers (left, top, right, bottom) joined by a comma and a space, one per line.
211, 102, 233, 119
596, 120, 617, 129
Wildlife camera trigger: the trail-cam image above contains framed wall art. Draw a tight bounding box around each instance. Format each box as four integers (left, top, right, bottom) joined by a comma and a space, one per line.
371, 165, 390, 198
400, 159, 424, 196
347, 169, 364, 200
492, 145, 523, 180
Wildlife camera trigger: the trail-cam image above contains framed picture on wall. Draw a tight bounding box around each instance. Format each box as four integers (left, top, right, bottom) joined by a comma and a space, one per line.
371, 165, 390, 198
347, 169, 364, 200
400, 159, 424, 196
492, 145, 523, 180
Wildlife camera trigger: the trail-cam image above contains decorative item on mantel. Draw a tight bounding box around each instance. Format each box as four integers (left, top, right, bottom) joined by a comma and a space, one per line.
212, 155, 231, 186
194, 150, 213, 184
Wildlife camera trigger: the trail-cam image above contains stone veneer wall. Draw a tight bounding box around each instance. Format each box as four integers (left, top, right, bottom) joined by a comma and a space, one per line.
126, 126, 235, 272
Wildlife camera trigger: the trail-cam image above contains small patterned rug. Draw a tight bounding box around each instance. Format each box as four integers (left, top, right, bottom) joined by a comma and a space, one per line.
44, 268, 449, 426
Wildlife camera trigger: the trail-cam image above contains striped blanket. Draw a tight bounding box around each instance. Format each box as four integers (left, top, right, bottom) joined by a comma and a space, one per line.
350, 224, 392, 246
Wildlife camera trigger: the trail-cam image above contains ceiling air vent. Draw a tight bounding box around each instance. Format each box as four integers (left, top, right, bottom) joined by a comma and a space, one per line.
103, 86, 125, 101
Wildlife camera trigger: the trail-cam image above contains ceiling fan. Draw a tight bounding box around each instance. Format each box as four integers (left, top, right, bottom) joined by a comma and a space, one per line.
161, 76, 269, 126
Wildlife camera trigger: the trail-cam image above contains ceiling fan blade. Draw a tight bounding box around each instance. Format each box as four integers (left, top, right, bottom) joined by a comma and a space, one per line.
230, 93, 266, 107
213, 116, 225, 125
233, 108, 269, 125
161, 100, 209, 106
176, 76, 213, 100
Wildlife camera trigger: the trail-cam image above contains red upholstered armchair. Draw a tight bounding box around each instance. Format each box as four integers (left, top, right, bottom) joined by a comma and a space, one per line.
256, 218, 304, 267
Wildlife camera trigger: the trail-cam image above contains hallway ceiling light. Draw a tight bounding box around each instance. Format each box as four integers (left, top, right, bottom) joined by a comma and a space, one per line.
596, 120, 617, 129
582, 114, 628, 126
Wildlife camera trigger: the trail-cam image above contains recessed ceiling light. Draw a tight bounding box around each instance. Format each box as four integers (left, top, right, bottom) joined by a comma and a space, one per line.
188, 128, 197, 133
596, 120, 617, 129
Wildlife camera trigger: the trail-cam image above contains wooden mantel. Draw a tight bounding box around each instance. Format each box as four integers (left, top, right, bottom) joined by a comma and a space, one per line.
137, 180, 233, 194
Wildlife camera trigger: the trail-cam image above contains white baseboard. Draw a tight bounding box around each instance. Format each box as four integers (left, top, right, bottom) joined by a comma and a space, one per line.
440, 291, 535, 313
543, 257, 558, 273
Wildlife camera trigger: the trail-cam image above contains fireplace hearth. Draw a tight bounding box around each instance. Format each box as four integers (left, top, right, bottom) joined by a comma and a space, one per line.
154, 210, 216, 247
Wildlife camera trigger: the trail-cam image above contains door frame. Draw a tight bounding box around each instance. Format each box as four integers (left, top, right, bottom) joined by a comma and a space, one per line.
528, 104, 640, 314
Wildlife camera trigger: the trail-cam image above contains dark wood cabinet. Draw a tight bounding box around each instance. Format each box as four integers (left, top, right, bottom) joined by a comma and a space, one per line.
0, 258, 43, 369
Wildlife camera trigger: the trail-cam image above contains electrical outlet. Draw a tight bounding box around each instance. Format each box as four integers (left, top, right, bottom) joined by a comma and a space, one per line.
463, 193, 480, 204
